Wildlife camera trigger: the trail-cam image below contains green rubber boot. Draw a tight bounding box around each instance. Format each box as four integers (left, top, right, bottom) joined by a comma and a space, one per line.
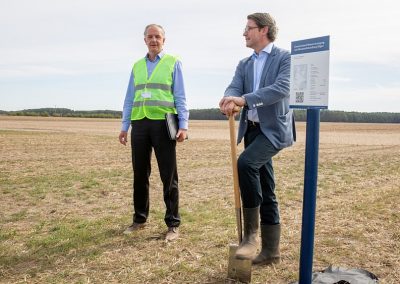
252, 224, 281, 265
235, 207, 260, 260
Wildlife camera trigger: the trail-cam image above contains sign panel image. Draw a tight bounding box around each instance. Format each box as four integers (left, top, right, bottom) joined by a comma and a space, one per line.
290, 36, 330, 109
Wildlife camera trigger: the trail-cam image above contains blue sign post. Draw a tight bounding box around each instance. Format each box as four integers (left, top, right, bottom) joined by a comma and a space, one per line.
299, 108, 320, 283
290, 36, 330, 284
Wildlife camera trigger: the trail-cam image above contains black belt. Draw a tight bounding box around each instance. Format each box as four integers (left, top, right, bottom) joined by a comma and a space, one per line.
248, 120, 260, 127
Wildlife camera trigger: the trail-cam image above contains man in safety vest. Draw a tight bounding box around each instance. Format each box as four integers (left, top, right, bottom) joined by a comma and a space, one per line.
119, 24, 189, 242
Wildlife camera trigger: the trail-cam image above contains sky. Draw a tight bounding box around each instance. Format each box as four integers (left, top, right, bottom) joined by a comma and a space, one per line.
1, 0, 399, 113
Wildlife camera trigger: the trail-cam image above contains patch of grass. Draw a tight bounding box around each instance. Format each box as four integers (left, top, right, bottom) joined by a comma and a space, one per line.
5, 210, 28, 223
0, 229, 17, 241
28, 218, 115, 257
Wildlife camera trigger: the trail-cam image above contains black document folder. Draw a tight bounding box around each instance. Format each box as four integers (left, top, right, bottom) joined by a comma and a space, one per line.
165, 113, 179, 140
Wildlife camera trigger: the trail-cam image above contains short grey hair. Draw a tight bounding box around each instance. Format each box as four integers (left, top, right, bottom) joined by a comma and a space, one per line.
247, 13, 278, 42
144, 24, 165, 37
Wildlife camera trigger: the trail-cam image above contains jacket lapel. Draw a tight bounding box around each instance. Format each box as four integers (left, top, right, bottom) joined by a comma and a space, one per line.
245, 57, 254, 92
260, 46, 276, 85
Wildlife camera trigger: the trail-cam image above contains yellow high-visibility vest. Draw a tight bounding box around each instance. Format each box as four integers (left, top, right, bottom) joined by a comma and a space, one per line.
131, 54, 178, 120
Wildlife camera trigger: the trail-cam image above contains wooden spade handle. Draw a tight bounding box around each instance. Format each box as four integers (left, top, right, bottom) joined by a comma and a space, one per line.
229, 114, 242, 243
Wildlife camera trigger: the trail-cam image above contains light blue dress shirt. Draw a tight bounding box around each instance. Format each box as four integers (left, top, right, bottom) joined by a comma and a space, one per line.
121, 51, 189, 132
247, 43, 273, 122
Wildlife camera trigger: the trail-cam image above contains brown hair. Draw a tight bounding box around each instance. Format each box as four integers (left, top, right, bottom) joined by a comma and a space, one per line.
247, 13, 278, 42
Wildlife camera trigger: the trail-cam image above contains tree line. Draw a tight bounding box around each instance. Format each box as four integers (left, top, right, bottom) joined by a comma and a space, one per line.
189, 108, 400, 123
0, 108, 121, 119
1, 108, 399, 123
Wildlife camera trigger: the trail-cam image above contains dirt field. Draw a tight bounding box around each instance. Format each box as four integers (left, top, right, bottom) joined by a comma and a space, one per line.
1, 116, 399, 283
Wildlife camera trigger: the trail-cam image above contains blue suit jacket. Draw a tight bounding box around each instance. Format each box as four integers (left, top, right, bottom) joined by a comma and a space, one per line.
225, 45, 295, 149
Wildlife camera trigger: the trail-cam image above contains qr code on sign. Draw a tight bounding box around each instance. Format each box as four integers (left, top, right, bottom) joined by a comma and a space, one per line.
296, 92, 304, 103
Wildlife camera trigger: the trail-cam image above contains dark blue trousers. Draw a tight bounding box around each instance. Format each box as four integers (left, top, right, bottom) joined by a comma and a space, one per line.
237, 124, 281, 225
130, 118, 180, 228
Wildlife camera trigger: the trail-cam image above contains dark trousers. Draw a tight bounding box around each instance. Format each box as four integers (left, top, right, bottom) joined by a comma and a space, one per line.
237, 123, 281, 225
130, 118, 180, 228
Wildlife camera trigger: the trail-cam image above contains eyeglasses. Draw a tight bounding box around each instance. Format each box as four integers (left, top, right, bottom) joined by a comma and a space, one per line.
243, 26, 259, 33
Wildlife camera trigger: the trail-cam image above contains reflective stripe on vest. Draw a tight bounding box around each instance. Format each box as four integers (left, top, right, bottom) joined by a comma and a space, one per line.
131, 54, 178, 120
133, 100, 175, 108
135, 83, 172, 91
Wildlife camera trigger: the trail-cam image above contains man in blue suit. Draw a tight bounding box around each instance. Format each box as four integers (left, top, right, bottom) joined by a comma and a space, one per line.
219, 12, 295, 265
